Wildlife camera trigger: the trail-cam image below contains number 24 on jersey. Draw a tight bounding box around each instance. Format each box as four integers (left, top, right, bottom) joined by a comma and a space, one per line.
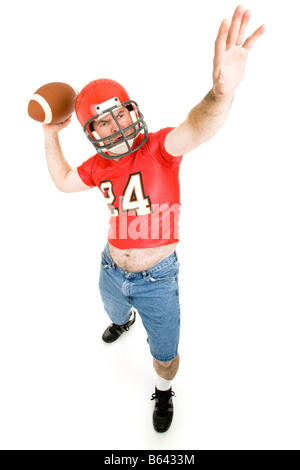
100, 172, 152, 216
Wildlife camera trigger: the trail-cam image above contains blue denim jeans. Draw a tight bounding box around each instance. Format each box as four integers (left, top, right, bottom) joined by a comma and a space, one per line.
99, 243, 181, 362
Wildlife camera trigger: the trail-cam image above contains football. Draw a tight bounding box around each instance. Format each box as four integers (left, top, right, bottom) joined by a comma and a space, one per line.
28, 82, 78, 124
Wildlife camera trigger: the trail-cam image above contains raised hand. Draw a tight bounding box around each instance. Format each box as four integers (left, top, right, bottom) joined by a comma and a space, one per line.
213, 5, 266, 97
42, 116, 72, 136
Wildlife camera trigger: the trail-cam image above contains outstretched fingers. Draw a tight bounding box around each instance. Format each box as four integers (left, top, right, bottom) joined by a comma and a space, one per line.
226, 5, 245, 49
215, 19, 230, 58
236, 9, 251, 45
215, 6, 256, 54
243, 24, 266, 50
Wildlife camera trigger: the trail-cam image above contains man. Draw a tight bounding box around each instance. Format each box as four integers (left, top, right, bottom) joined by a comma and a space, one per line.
42, 6, 265, 433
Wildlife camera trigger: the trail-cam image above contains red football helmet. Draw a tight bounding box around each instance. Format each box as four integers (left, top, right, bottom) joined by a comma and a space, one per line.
75, 79, 148, 159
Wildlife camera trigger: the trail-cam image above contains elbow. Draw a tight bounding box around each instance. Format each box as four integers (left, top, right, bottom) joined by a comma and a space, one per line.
53, 180, 67, 193
56, 184, 73, 193
53, 171, 70, 193
55, 185, 65, 193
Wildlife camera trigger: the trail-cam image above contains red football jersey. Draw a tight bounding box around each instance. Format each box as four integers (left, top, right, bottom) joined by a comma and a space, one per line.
77, 127, 183, 249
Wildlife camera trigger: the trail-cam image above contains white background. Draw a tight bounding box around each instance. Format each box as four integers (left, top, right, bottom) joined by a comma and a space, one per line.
0, 0, 299, 450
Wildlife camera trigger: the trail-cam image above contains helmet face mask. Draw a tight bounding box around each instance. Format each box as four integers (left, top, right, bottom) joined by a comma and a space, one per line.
84, 99, 148, 159
75, 79, 148, 160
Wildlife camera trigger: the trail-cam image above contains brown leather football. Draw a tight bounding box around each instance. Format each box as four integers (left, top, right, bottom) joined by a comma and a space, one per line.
28, 82, 78, 124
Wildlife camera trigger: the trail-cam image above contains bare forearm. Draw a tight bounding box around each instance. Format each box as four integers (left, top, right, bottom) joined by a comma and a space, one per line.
165, 89, 235, 156
44, 131, 72, 190
187, 89, 234, 144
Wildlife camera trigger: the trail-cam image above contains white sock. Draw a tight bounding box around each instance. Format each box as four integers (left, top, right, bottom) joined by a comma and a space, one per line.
156, 376, 172, 391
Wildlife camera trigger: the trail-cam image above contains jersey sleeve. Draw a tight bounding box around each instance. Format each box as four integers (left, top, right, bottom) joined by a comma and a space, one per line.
158, 127, 183, 167
77, 156, 97, 187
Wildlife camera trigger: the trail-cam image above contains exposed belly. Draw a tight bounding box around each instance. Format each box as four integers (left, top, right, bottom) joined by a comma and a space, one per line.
108, 242, 177, 272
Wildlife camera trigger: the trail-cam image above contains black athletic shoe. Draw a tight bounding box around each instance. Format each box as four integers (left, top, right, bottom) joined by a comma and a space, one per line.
151, 387, 175, 433
102, 311, 136, 343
